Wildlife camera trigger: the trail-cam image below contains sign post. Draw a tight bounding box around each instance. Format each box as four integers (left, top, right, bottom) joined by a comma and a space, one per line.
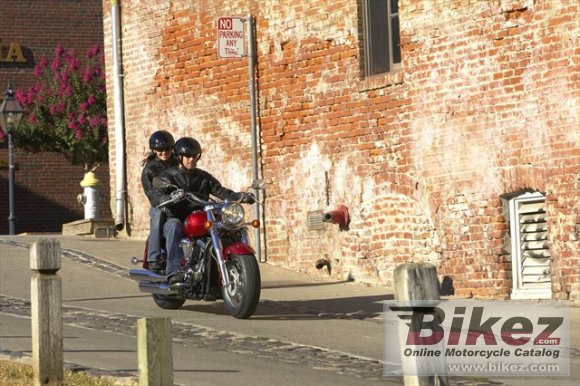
215, 15, 264, 263
217, 17, 245, 58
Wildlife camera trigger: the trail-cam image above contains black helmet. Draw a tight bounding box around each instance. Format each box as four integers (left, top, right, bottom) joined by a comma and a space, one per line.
174, 137, 202, 157
149, 130, 175, 151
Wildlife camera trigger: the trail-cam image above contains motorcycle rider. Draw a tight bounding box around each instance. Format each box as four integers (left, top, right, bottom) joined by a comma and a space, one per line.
141, 130, 178, 270
151, 137, 255, 285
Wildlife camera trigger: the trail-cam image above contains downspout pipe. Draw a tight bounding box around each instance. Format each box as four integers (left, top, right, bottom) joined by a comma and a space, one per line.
111, 0, 126, 231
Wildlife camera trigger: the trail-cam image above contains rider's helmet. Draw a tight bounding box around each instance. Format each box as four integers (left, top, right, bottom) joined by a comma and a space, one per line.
174, 137, 202, 158
149, 130, 175, 151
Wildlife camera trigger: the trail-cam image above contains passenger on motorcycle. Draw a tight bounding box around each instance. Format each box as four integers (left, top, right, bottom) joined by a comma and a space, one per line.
151, 137, 255, 285
141, 130, 178, 270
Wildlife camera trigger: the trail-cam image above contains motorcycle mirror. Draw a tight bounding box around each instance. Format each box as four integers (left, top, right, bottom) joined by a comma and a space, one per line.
251, 179, 265, 190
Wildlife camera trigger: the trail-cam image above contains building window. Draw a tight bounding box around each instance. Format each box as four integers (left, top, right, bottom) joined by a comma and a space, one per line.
507, 191, 551, 299
362, 0, 401, 76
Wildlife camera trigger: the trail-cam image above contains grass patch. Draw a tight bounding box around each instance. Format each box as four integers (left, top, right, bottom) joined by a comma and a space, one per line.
0, 359, 133, 386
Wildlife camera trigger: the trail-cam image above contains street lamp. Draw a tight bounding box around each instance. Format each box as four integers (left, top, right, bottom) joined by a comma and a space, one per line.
0, 84, 24, 235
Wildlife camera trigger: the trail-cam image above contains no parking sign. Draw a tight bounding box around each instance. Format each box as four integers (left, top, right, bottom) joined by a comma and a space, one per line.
217, 17, 245, 58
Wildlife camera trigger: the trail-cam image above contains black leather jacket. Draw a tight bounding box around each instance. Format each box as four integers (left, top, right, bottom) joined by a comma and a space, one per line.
151, 166, 243, 221
141, 156, 178, 206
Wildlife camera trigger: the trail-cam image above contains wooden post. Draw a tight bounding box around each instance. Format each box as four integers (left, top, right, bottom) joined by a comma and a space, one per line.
394, 263, 448, 386
30, 239, 63, 385
137, 317, 173, 386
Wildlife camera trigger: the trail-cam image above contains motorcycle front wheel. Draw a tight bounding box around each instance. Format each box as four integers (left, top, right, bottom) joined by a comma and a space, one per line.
222, 254, 261, 319
152, 294, 186, 310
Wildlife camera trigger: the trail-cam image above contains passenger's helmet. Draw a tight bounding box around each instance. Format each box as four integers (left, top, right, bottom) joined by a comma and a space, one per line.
174, 137, 202, 158
149, 130, 175, 151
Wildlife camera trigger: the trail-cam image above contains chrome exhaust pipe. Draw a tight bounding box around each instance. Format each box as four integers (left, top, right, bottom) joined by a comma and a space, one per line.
139, 281, 178, 295
129, 269, 166, 283
129, 269, 180, 295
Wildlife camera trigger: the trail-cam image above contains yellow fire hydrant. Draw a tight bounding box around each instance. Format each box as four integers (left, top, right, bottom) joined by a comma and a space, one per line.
77, 171, 102, 220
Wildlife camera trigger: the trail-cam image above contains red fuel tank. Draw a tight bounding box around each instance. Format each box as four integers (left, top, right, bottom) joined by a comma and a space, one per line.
183, 211, 209, 238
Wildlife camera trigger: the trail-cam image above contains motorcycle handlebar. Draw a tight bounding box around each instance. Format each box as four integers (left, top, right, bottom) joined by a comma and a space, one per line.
157, 189, 185, 208
157, 190, 260, 209
184, 192, 210, 205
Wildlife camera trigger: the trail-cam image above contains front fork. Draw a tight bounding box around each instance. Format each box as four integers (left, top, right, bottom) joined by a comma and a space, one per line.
207, 210, 231, 287
240, 227, 250, 244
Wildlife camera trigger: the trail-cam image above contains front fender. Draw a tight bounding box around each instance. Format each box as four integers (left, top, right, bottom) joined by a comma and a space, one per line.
223, 242, 255, 259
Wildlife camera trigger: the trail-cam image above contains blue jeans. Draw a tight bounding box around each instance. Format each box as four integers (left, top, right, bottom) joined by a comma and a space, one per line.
163, 218, 184, 277
147, 207, 166, 262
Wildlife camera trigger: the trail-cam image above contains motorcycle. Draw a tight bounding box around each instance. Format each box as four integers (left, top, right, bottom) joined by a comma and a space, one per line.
129, 182, 262, 319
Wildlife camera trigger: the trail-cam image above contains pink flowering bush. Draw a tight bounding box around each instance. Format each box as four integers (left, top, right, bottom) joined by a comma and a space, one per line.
11, 44, 108, 171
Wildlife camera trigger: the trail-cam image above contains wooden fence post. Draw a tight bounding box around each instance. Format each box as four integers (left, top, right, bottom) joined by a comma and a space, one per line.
30, 239, 63, 385
137, 317, 173, 386
394, 262, 448, 386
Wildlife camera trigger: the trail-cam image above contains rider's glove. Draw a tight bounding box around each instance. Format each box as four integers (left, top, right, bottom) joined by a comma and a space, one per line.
239, 192, 256, 205
158, 189, 184, 208
171, 189, 185, 201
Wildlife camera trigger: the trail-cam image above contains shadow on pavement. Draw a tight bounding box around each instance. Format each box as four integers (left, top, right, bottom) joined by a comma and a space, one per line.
261, 279, 353, 289
64, 349, 134, 354
64, 294, 151, 302
174, 369, 240, 373
181, 294, 393, 320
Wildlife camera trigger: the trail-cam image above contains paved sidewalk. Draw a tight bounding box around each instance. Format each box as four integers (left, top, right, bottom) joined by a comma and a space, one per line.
1, 234, 578, 386
0, 234, 393, 317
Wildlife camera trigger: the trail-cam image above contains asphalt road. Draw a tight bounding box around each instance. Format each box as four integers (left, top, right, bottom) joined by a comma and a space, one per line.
0, 237, 397, 385
0, 235, 578, 386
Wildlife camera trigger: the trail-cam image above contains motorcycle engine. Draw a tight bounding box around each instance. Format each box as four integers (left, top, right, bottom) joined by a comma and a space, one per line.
179, 238, 209, 273
179, 239, 199, 262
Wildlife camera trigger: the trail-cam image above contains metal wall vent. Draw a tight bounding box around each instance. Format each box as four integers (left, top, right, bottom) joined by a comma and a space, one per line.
307, 210, 324, 231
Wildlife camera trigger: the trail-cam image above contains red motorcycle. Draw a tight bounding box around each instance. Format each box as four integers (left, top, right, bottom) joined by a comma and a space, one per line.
129, 184, 262, 319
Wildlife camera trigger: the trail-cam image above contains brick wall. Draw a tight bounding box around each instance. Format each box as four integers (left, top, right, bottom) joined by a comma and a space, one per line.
0, 0, 110, 234
103, 0, 579, 300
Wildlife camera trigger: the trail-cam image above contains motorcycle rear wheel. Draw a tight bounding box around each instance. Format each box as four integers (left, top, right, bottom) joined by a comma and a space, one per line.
222, 254, 261, 319
152, 294, 186, 310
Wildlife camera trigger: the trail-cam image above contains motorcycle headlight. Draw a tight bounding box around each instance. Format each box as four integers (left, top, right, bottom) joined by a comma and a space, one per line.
222, 203, 245, 228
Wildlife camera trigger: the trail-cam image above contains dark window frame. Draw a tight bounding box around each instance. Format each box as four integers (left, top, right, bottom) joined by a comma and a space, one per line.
362, 0, 401, 77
